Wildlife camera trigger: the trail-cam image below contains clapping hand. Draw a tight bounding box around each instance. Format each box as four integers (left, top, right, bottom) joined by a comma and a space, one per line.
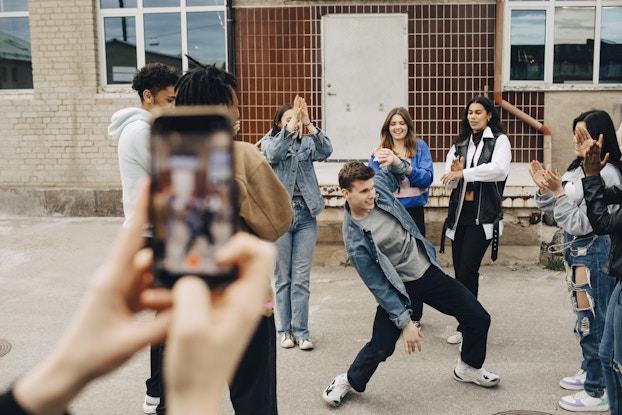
583, 135, 608, 177
440, 156, 464, 185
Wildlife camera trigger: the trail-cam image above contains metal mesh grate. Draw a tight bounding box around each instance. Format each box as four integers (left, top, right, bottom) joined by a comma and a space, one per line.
0, 339, 12, 358
493, 412, 554, 415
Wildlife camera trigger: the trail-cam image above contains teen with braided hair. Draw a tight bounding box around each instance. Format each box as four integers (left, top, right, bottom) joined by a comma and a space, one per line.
149, 64, 293, 415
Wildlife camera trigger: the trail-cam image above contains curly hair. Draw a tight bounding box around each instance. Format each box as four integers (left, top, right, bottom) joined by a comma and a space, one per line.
131, 63, 180, 102
338, 161, 376, 191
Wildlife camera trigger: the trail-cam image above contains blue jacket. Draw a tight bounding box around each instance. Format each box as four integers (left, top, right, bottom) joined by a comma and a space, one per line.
368, 138, 434, 209
262, 128, 333, 217
343, 161, 441, 329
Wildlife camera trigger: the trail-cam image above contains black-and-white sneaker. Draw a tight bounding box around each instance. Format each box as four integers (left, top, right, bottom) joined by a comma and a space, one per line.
453, 359, 500, 388
280, 332, 295, 349
322, 373, 353, 406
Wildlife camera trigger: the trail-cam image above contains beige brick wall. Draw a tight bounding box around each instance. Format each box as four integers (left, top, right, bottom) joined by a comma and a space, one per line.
0, 0, 135, 188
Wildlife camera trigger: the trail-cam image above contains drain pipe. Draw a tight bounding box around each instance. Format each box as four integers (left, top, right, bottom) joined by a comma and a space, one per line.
494, 0, 552, 166
226, 0, 235, 71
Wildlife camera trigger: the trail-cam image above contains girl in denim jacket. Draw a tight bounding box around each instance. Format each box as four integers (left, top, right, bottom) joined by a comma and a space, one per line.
262, 96, 333, 351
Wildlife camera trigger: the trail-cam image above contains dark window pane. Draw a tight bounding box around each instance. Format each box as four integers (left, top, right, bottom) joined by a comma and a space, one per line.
104, 16, 137, 84
187, 0, 225, 5
510, 10, 545, 81
143, 0, 179, 7
553, 7, 595, 84
144, 13, 182, 71
100, 0, 137, 8
599, 7, 622, 84
0, 0, 28, 12
0, 17, 32, 89
187, 11, 226, 69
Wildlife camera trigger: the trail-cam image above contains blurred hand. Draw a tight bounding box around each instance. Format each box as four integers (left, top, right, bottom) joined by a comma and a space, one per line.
13, 180, 173, 415
165, 234, 277, 415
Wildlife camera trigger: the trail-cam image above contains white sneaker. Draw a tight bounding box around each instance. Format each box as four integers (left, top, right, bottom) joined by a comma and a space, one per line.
447, 331, 462, 344
280, 332, 295, 349
322, 373, 353, 406
560, 369, 586, 390
298, 338, 314, 350
143, 395, 159, 414
453, 359, 500, 388
558, 390, 609, 412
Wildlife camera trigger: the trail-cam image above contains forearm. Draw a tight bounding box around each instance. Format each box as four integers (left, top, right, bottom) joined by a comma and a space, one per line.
13, 350, 83, 415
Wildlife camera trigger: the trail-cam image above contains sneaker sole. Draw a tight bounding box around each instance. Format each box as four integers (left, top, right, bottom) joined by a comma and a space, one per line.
558, 400, 609, 412
143, 406, 157, 415
453, 369, 500, 388
322, 394, 341, 407
559, 381, 585, 391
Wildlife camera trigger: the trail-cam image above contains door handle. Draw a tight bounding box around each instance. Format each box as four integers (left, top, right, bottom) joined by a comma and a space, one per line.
327, 92, 336, 96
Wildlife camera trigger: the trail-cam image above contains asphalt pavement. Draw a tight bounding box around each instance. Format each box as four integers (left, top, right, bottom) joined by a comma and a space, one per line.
0, 218, 603, 414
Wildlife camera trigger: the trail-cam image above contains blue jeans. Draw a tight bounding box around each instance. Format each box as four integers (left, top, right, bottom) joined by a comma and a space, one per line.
563, 233, 614, 397
274, 200, 317, 340
600, 281, 622, 414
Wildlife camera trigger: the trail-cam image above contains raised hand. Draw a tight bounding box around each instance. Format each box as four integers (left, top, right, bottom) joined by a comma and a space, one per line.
583, 135, 608, 177
528, 160, 547, 190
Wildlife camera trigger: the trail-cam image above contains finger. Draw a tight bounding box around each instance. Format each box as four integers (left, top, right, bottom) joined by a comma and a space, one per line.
602, 152, 610, 166
598, 134, 604, 147
141, 288, 174, 310
170, 277, 211, 336
117, 308, 172, 356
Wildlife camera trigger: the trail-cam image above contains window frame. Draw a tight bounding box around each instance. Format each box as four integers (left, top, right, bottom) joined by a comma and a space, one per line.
0, 6, 33, 92
97, 0, 229, 89
504, 0, 622, 91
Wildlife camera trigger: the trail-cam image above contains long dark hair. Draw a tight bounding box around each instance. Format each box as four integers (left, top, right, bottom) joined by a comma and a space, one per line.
379, 107, 418, 158
457, 96, 504, 143
270, 103, 293, 137
567, 110, 622, 173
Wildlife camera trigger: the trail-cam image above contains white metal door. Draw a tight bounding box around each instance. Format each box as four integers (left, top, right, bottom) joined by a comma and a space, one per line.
322, 14, 408, 161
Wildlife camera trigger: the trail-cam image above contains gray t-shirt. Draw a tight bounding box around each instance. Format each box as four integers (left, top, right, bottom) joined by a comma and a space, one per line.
355, 207, 431, 282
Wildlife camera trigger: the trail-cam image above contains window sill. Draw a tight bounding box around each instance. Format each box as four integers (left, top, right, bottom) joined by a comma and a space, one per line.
503, 83, 622, 92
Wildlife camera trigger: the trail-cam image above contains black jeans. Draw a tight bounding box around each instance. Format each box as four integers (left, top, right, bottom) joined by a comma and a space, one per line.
154, 314, 278, 415
346, 266, 491, 393
405, 206, 425, 321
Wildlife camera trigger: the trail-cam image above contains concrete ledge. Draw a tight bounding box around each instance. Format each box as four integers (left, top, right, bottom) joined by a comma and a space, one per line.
0, 188, 123, 217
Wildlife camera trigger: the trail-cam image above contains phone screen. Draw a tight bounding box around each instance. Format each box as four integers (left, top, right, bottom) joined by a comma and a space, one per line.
150, 108, 237, 288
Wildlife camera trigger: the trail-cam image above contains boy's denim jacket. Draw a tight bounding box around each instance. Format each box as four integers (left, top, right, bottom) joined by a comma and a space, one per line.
262, 128, 333, 217
343, 161, 442, 329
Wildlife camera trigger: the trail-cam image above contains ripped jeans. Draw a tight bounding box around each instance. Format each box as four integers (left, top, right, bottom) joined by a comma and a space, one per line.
563, 233, 614, 397
600, 281, 622, 414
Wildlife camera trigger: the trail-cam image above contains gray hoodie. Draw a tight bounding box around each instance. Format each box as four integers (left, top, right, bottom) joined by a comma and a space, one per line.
108, 107, 152, 228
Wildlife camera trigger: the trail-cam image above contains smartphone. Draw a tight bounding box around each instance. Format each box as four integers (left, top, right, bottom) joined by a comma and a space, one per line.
149, 106, 237, 289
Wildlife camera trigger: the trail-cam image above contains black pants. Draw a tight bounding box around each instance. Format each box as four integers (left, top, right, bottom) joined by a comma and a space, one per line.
451, 202, 491, 299
405, 206, 425, 321
153, 314, 278, 415
346, 266, 491, 393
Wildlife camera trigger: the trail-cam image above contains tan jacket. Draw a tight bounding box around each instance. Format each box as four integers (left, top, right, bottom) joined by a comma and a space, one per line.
233, 141, 293, 315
